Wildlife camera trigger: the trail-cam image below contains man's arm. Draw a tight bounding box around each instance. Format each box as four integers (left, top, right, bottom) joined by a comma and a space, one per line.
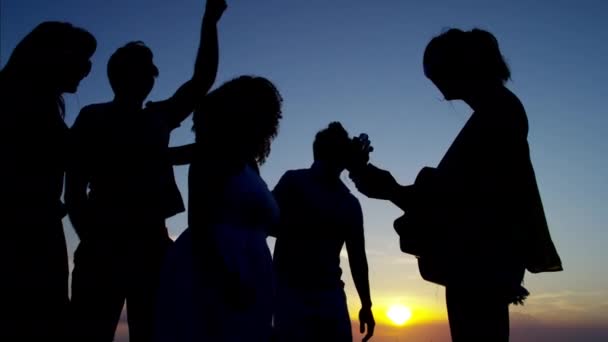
65, 110, 93, 241
345, 200, 375, 342
147, 0, 226, 127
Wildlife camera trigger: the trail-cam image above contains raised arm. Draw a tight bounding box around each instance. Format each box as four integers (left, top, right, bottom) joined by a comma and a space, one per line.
345, 201, 375, 342
147, 0, 227, 126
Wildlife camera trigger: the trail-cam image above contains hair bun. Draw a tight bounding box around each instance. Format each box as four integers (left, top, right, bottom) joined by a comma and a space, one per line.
469, 29, 500, 50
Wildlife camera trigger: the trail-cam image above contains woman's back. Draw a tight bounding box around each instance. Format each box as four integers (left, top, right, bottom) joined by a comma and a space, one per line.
156, 162, 277, 342
188, 159, 279, 229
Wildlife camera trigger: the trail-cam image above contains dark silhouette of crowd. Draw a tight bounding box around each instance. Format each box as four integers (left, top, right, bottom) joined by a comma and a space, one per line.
0, 1, 562, 341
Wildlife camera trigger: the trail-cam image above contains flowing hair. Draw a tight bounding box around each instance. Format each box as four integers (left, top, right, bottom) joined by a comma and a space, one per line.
193, 75, 283, 165
0, 21, 96, 116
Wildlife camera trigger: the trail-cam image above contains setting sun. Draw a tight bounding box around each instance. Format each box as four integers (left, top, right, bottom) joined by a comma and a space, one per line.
387, 304, 413, 326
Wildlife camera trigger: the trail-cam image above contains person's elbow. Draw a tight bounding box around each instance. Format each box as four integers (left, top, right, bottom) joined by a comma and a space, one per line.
194, 74, 216, 96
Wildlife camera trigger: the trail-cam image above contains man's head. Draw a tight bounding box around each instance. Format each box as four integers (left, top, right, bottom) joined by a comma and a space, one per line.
313, 122, 352, 173
107, 41, 158, 103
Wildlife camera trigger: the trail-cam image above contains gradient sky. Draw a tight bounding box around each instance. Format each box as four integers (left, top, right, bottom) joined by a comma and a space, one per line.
2, 0, 607, 341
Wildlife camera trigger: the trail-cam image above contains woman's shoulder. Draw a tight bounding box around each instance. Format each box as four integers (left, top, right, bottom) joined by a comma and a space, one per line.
484, 89, 529, 138
237, 164, 269, 191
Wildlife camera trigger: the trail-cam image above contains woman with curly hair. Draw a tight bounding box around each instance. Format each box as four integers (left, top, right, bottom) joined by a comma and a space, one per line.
0, 21, 96, 341
154, 75, 283, 342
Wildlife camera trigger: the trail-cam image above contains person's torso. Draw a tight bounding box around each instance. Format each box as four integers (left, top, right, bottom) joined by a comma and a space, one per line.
80, 102, 183, 219
273, 168, 359, 289
431, 100, 532, 279
189, 161, 279, 232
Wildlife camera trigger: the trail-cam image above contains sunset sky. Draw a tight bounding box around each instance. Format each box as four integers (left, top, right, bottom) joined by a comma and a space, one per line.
2, 0, 607, 341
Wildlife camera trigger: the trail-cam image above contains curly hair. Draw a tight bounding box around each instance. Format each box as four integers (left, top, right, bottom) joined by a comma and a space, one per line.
193, 75, 283, 165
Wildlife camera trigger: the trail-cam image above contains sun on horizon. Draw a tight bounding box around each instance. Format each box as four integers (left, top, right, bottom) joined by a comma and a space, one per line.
387, 304, 413, 326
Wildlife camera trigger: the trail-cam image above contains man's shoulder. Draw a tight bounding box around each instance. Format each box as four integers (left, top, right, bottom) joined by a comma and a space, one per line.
75, 102, 114, 126
280, 168, 311, 182
273, 169, 311, 196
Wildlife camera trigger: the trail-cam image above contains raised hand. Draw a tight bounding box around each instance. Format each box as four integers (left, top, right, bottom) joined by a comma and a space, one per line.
347, 133, 374, 174
354, 133, 374, 164
205, 0, 227, 23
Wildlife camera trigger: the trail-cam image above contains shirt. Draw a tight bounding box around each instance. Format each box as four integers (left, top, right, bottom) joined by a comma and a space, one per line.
272, 162, 364, 290
70, 101, 185, 222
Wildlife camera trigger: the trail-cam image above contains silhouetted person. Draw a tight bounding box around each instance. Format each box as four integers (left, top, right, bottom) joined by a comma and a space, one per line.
0, 22, 96, 341
153, 76, 283, 342
271, 122, 375, 342
350, 28, 563, 342
65, 1, 225, 341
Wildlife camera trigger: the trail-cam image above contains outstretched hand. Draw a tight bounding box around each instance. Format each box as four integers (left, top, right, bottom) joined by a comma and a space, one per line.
350, 163, 399, 200
359, 307, 375, 341
205, 0, 227, 22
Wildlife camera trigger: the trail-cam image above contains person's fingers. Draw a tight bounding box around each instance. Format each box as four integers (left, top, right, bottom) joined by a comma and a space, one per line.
362, 320, 375, 342
369, 320, 375, 336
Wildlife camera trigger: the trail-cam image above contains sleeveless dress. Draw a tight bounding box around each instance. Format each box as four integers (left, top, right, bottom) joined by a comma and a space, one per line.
154, 165, 277, 342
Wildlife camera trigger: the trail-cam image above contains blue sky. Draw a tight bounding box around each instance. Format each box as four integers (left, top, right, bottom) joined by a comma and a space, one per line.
2, 0, 608, 340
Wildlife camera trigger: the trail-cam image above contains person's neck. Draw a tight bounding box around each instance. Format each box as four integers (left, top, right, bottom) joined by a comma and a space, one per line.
313, 160, 343, 181
113, 96, 144, 111
462, 84, 507, 112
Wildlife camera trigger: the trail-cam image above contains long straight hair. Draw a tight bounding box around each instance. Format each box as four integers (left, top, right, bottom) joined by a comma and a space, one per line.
0, 21, 96, 117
